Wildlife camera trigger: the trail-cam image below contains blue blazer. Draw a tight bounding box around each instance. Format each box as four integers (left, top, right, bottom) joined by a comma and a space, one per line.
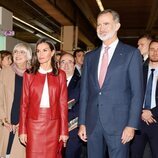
79, 41, 144, 136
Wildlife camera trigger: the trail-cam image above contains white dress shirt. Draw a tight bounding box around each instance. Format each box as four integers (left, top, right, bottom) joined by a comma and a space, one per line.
143, 67, 158, 109
38, 67, 52, 108
98, 38, 119, 79
67, 75, 73, 86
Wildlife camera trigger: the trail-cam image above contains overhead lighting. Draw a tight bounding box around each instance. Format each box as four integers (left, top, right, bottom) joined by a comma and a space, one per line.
13, 15, 62, 43
96, 0, 104, 11
14, 21, 34, 34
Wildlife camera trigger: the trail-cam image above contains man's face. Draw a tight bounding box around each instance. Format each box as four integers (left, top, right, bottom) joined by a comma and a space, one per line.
96, 12, 120, 42
60, 54, 75, 77
138, 37, 151, 56
149, 42, 158, 62
75, 51, 84, 66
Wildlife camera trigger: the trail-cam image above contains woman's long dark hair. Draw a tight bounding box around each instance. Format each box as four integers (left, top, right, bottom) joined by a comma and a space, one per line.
28, 38, 59, 76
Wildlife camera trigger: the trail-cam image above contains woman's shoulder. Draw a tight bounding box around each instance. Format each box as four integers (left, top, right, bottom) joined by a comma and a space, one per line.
23, 70, 36, 80
58, 69, 66, 76
0, 66, 15, 78
58, 69, 66, 80
0, 66, 14, 73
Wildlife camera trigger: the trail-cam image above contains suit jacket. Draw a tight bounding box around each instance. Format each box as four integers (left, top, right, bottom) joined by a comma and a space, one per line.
143, 65, 158, 119
79, 41, 144, 136
74, 67, 81, 77
19, 69, 68, 136
68, 73, 80, 137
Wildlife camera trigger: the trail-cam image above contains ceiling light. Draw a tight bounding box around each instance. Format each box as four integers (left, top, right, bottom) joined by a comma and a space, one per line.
14, 21, 34, 34
13, 15, 62, 43
96, 0, 104, 11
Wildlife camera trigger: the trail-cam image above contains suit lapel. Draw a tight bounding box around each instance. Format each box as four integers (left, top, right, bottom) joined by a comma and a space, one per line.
101, 41, 124, 87
93, 47, 102, 89
68, 75, 77, 91
143, 65, 149, 92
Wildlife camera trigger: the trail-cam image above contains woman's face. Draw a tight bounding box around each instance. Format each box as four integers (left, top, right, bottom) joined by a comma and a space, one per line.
13, 47, 28, 65
36, 42, 54, 65
1, 55, 12, 68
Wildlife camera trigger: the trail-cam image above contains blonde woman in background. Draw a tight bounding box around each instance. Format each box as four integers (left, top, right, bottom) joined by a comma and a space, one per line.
0, 43, 32, 158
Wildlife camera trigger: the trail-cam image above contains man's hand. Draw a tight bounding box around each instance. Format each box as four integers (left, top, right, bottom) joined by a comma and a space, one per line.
141, 110, 156, 125
121, 127, 135, 144
78, 125, 87, 142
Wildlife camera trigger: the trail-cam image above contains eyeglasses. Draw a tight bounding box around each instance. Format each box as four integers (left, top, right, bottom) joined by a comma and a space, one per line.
13, 50, 26, 55
60, 60, 74, 66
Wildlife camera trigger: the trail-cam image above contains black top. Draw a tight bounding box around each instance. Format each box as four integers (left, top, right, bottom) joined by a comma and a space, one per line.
11, 74, 23, 124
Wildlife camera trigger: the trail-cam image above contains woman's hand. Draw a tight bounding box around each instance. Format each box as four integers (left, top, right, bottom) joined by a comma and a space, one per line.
19, 134, 27, 146
59, 135, 69, 147
12, 124, 19, 134
2, 119, 12, 132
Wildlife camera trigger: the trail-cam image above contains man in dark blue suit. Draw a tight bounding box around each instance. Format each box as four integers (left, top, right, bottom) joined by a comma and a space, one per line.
73, 49, 85, 77
78, 9, 144, 158
60, 53, 81, 158
130, 40, 158, 158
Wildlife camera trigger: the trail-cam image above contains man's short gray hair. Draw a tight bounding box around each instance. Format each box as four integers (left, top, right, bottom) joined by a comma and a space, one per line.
97, 9, 120, 23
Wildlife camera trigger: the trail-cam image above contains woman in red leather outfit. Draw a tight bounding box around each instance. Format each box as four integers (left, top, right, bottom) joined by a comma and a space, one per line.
19, 38, 68, 158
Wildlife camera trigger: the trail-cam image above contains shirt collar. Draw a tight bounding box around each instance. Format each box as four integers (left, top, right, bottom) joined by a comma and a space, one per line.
102, 38, 119, 50
38, 67, 52, 74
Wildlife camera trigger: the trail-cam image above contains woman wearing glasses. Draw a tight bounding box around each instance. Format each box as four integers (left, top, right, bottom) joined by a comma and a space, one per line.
0, 43, 32, 158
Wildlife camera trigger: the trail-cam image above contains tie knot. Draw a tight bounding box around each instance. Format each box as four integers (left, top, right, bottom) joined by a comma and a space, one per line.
151, 69, 155, 73
104, 46, 109, 51
103, 47, 110, 55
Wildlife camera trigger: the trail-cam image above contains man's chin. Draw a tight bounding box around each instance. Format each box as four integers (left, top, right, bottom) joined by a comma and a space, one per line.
98, 36, 110, 41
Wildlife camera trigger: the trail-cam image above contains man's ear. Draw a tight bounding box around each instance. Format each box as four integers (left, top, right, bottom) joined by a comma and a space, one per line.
115, 23, 121, 31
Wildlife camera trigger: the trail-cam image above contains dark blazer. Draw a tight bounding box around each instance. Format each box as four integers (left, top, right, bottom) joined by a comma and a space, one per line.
143, 65, 158, 119
65, 73, 81, 158
74, 67, 81, 77
79, 41, 144, 136
68, 73, 81, 135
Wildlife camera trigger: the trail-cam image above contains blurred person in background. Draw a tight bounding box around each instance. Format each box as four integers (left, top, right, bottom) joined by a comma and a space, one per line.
0, 50, 13, 70
55, 51, 62, 68
138, 34, 153, 65
60, 53, 82, 158
0, 43, 32, 158
130, 40, 158, 158
73, 49, 85, 77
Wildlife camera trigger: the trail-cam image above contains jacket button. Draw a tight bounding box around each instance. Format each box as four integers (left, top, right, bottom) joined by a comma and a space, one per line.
99, 92, 102, 95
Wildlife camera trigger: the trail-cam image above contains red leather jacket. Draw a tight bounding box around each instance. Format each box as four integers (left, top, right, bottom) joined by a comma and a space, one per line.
19, 69, 68, 136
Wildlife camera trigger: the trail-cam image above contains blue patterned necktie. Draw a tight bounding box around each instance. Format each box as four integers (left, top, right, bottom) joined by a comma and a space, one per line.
144, 69, 155, 109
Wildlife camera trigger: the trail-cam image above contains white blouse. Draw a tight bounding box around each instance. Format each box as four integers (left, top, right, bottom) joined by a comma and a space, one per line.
38, 67, 52, 108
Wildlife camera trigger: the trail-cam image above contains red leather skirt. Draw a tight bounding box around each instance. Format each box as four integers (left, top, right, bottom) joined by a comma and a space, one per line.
26, 108, 60, 158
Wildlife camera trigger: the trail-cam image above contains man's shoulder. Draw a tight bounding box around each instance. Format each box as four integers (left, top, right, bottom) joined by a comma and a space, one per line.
85, 46, 101, 57
72, 72, 81, 81
118, 41, 138, 52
